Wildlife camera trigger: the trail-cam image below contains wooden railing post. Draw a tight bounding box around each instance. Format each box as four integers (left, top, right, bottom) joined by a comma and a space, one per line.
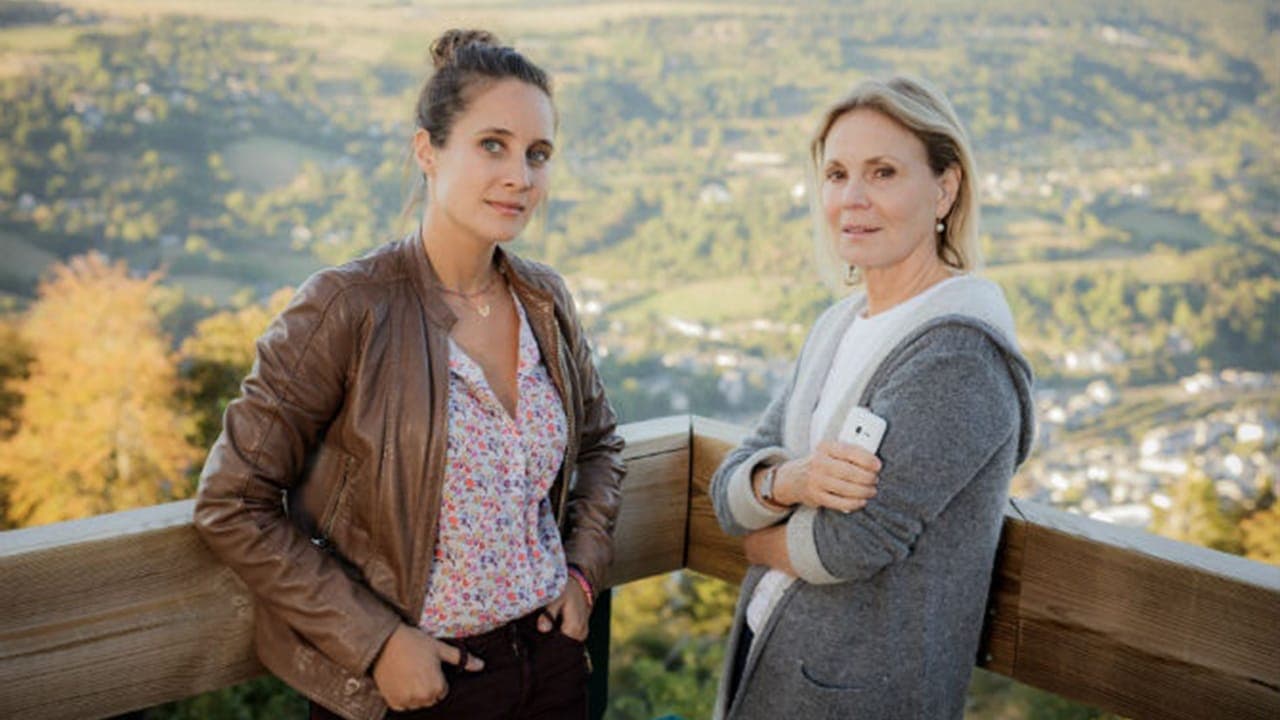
586, 588, 612, 720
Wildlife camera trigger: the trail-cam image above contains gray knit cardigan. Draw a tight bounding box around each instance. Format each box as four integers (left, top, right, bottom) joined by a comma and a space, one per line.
710, 276, 1036, 720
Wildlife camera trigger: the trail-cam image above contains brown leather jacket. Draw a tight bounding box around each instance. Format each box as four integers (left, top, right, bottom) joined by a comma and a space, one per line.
193, 235, 626, 720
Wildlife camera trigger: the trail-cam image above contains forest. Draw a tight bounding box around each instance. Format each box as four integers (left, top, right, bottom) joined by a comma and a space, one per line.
0, 0, 1276, 717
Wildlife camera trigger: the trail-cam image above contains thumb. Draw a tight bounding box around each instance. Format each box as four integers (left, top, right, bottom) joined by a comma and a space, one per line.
538, 603, 561, 633
435, 640, 485, 672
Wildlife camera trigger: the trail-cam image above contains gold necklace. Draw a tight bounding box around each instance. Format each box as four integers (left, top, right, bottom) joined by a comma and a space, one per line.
439, 272, 501, 318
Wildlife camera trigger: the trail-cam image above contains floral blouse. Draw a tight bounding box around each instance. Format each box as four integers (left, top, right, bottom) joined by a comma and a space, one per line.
418, 292, 569, 638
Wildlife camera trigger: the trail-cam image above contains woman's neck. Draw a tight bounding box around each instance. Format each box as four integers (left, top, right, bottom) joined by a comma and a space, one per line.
420, 216, 498, 293
863, 258, 954, 317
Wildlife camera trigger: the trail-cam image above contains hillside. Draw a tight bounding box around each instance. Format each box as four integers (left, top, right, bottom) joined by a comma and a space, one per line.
1, 2, 1274, 389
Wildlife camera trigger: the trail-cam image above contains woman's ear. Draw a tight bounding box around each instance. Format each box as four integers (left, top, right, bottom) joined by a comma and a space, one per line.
936, 164, 961, 219
412, 128, 435, 177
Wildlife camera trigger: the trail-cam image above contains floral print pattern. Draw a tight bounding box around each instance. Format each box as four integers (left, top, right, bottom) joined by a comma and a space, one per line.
419, 292, 569, 637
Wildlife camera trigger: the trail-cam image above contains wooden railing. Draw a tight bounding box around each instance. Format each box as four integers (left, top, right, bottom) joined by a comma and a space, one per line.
2, 416, 1277, 719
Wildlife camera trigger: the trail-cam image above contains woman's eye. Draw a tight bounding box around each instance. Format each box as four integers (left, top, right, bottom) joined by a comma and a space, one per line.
825, 168, 845, 181
873, 166, 895, 179
528, 148, 551, 165
481, 138, 503, 153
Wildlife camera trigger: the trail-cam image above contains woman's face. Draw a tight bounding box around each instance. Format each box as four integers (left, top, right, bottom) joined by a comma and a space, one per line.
820, 108, 957, 276
416, 78, 555, 246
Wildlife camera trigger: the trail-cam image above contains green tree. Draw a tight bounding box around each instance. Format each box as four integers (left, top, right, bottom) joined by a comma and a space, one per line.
180, 287, 294, 455
144, 676, 305, 720
1149, 470, 1243, 554
608, 571, 737, 720
0, 316, 32, 438
1239, 495, 1280, 567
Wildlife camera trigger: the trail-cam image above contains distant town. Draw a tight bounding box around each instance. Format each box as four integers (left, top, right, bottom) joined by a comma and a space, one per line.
573, 282, 1278, 537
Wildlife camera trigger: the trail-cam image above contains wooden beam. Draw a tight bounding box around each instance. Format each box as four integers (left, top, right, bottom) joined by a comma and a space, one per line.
0, 500, 261, 720
978, 506, 1028, 678
3, 415, 1278, 720
605, 415, 690, 586
686, 417, 1280, 719
686, 416, 748, 584
0, 417, 692, 720
994, 499, 1280, 720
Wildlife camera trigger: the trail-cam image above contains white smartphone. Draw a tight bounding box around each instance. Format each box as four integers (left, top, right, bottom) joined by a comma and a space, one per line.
838, 406, 887, 454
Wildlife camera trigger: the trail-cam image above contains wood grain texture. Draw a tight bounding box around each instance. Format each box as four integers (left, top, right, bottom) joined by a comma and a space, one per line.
978, 506, 1028, 677
0, 501, 261, 720
0, 417, 691, 720
683, 421, 1280, 719
686, 417, 748, 584
2, 416, 1278, 720
1007, 499, 1280, 719
606, 416, 689, 586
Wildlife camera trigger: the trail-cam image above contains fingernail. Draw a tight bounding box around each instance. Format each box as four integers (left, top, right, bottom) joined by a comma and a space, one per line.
538, 619, 550, 632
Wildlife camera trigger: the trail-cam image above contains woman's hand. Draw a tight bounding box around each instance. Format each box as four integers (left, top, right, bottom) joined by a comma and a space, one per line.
539, 574, 591, 641
743, 524, 795, 575
770, 441, 880, 512
372, 624, 484, 711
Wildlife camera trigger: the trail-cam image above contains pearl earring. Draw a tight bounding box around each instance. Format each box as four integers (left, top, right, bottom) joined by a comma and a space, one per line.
935, 220, 946, 233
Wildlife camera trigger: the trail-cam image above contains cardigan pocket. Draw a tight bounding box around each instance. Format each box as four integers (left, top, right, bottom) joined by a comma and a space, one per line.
784, 660, 876, 717
797, 660, 875, 693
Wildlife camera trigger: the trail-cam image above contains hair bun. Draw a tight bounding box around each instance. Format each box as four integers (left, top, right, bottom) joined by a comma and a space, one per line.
430, 29, 499, 70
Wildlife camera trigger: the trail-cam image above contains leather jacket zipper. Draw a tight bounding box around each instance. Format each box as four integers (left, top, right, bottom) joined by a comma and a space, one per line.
316, 453, 354, 545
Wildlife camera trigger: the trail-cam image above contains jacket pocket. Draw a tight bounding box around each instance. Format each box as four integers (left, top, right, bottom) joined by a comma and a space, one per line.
797, 660, 874, 694
314, 451, 356, 547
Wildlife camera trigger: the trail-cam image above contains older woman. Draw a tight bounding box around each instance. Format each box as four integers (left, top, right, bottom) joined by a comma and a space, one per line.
711, 77, 1035, 719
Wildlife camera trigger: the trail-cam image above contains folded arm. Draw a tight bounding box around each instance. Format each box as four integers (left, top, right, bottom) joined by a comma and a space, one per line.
782, 327, 1022, 584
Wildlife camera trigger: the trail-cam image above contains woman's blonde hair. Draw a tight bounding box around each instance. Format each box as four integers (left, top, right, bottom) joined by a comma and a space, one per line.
808, 76, 981, 290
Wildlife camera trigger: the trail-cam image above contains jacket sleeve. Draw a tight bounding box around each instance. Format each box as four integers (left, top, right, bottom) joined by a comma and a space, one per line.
785, 325, 1022, 584
193, 272, 402, 675
555, 281, 627, 593
709, 364, 798, 537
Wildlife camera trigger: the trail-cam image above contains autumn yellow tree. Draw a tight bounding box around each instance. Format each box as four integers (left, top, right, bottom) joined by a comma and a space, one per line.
0, 253, 198, 527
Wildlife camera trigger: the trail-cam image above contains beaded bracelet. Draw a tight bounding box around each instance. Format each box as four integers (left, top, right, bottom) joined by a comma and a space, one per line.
566, 564, 594, 610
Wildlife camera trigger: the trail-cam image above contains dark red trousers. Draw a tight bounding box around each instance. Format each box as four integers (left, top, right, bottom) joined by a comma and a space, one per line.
311, 610, 588, 720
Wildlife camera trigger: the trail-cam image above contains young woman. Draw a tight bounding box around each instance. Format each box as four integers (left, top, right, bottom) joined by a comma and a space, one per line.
195, 30, 625, 720
710, 77, 1036, 718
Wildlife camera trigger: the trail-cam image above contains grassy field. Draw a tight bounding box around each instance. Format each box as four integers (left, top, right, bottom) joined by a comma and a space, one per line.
221, 135, 341, 192
0, 229, 58, 292
612, 275, 789, 325
986, 247, 1206, 286
0, 25, 82, 78
166, 273, 253, 306
0, 25, 99, 52
234, 246, 326, 286
1096, 204, 1214, 251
